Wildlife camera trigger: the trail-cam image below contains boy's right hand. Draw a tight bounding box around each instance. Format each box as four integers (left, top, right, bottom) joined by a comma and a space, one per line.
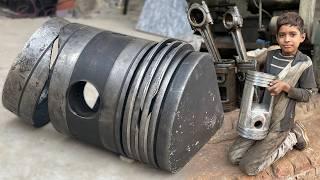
267, 80, 291, 96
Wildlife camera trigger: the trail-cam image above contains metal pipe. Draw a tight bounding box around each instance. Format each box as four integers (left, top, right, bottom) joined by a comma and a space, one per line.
259, 0, 262, 30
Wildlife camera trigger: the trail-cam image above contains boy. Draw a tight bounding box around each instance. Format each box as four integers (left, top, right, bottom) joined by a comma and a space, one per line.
228, 12, 318, 175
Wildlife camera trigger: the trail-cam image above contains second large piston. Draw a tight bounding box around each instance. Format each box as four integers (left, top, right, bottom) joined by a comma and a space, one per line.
237, 70, 277, 140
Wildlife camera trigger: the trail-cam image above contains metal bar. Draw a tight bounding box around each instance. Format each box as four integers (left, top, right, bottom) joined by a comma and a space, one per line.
223, 6, 248, 62
187, 1, 221, 62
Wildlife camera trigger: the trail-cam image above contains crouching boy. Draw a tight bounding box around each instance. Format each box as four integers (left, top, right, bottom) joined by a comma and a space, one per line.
228, 12, 318, 175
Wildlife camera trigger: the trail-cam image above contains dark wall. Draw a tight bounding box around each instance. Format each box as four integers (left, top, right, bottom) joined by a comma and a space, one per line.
1, 0, 58, 17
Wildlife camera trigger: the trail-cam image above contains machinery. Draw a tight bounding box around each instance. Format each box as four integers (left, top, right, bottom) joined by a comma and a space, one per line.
187, 0, 319, 52
187, 0, 320, 140
187, 0, 320, 109
187, 1, 257, 112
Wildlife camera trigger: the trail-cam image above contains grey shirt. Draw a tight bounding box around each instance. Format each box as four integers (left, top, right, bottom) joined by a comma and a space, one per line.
263, 49, 317, 131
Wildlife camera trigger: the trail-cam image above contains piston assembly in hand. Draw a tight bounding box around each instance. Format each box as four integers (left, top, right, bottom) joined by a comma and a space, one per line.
2, 18, 224, 173
238, 71, 277, 140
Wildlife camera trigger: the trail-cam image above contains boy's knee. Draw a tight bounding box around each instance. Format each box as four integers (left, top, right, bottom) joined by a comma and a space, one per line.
228, 148, 242, 165
239, 158, 263, 176
228, 137, 255, 165
238, 150, 273, 176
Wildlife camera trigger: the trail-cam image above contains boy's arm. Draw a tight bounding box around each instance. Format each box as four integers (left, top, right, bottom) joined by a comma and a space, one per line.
287, 65, 318, 102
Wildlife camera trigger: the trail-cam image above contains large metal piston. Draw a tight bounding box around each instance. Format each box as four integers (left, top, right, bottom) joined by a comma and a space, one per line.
237, 70, 277, 140
2, 18, 224, 173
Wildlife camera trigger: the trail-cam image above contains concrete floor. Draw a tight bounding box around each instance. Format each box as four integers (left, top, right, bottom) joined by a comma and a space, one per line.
0, 16, 190, 180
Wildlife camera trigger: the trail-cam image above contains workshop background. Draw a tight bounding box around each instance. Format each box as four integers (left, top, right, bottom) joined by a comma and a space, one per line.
0, 0, 320, 179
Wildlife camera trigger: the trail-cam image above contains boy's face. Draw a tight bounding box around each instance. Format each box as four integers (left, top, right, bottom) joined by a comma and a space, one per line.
276, 24, 305, 56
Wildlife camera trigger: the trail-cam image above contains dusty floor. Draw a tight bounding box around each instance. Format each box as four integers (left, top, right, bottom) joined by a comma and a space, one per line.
1, 16, 320, 180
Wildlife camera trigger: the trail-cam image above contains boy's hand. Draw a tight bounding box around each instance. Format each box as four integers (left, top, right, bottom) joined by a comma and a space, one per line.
267, 80, 291, 96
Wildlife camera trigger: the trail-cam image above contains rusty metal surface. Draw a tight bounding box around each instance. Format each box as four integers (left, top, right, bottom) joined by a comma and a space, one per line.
147, 44, 193, 167
2, 17, 68, 127
137, 41, 182, 163
100, 39, 150, 155
66, 31, 132, 149
156, 52, 224, 172
48, 25, 103, 135
120, 42, 157, 158
122, 39, 174, 161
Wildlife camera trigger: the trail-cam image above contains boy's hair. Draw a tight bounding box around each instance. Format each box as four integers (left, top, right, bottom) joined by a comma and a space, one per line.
276, 12, 304, 33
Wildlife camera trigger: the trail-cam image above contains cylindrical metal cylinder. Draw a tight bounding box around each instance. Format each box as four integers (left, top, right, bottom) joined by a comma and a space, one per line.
215, 59, 237, 112
237, 70, 277, 140
51, 28, 224, 171
2, 18, 225, 173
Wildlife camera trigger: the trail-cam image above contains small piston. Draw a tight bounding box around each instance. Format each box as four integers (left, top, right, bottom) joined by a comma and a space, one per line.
237, 70, 277, 140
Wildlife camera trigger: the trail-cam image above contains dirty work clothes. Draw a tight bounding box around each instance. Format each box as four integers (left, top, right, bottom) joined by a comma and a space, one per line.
263, 49, 318, 131
229, 131, 297, 175
228, 50, 316, 175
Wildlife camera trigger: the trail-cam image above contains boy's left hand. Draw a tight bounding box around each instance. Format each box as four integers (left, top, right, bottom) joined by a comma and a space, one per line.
267, 80, 291, 96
